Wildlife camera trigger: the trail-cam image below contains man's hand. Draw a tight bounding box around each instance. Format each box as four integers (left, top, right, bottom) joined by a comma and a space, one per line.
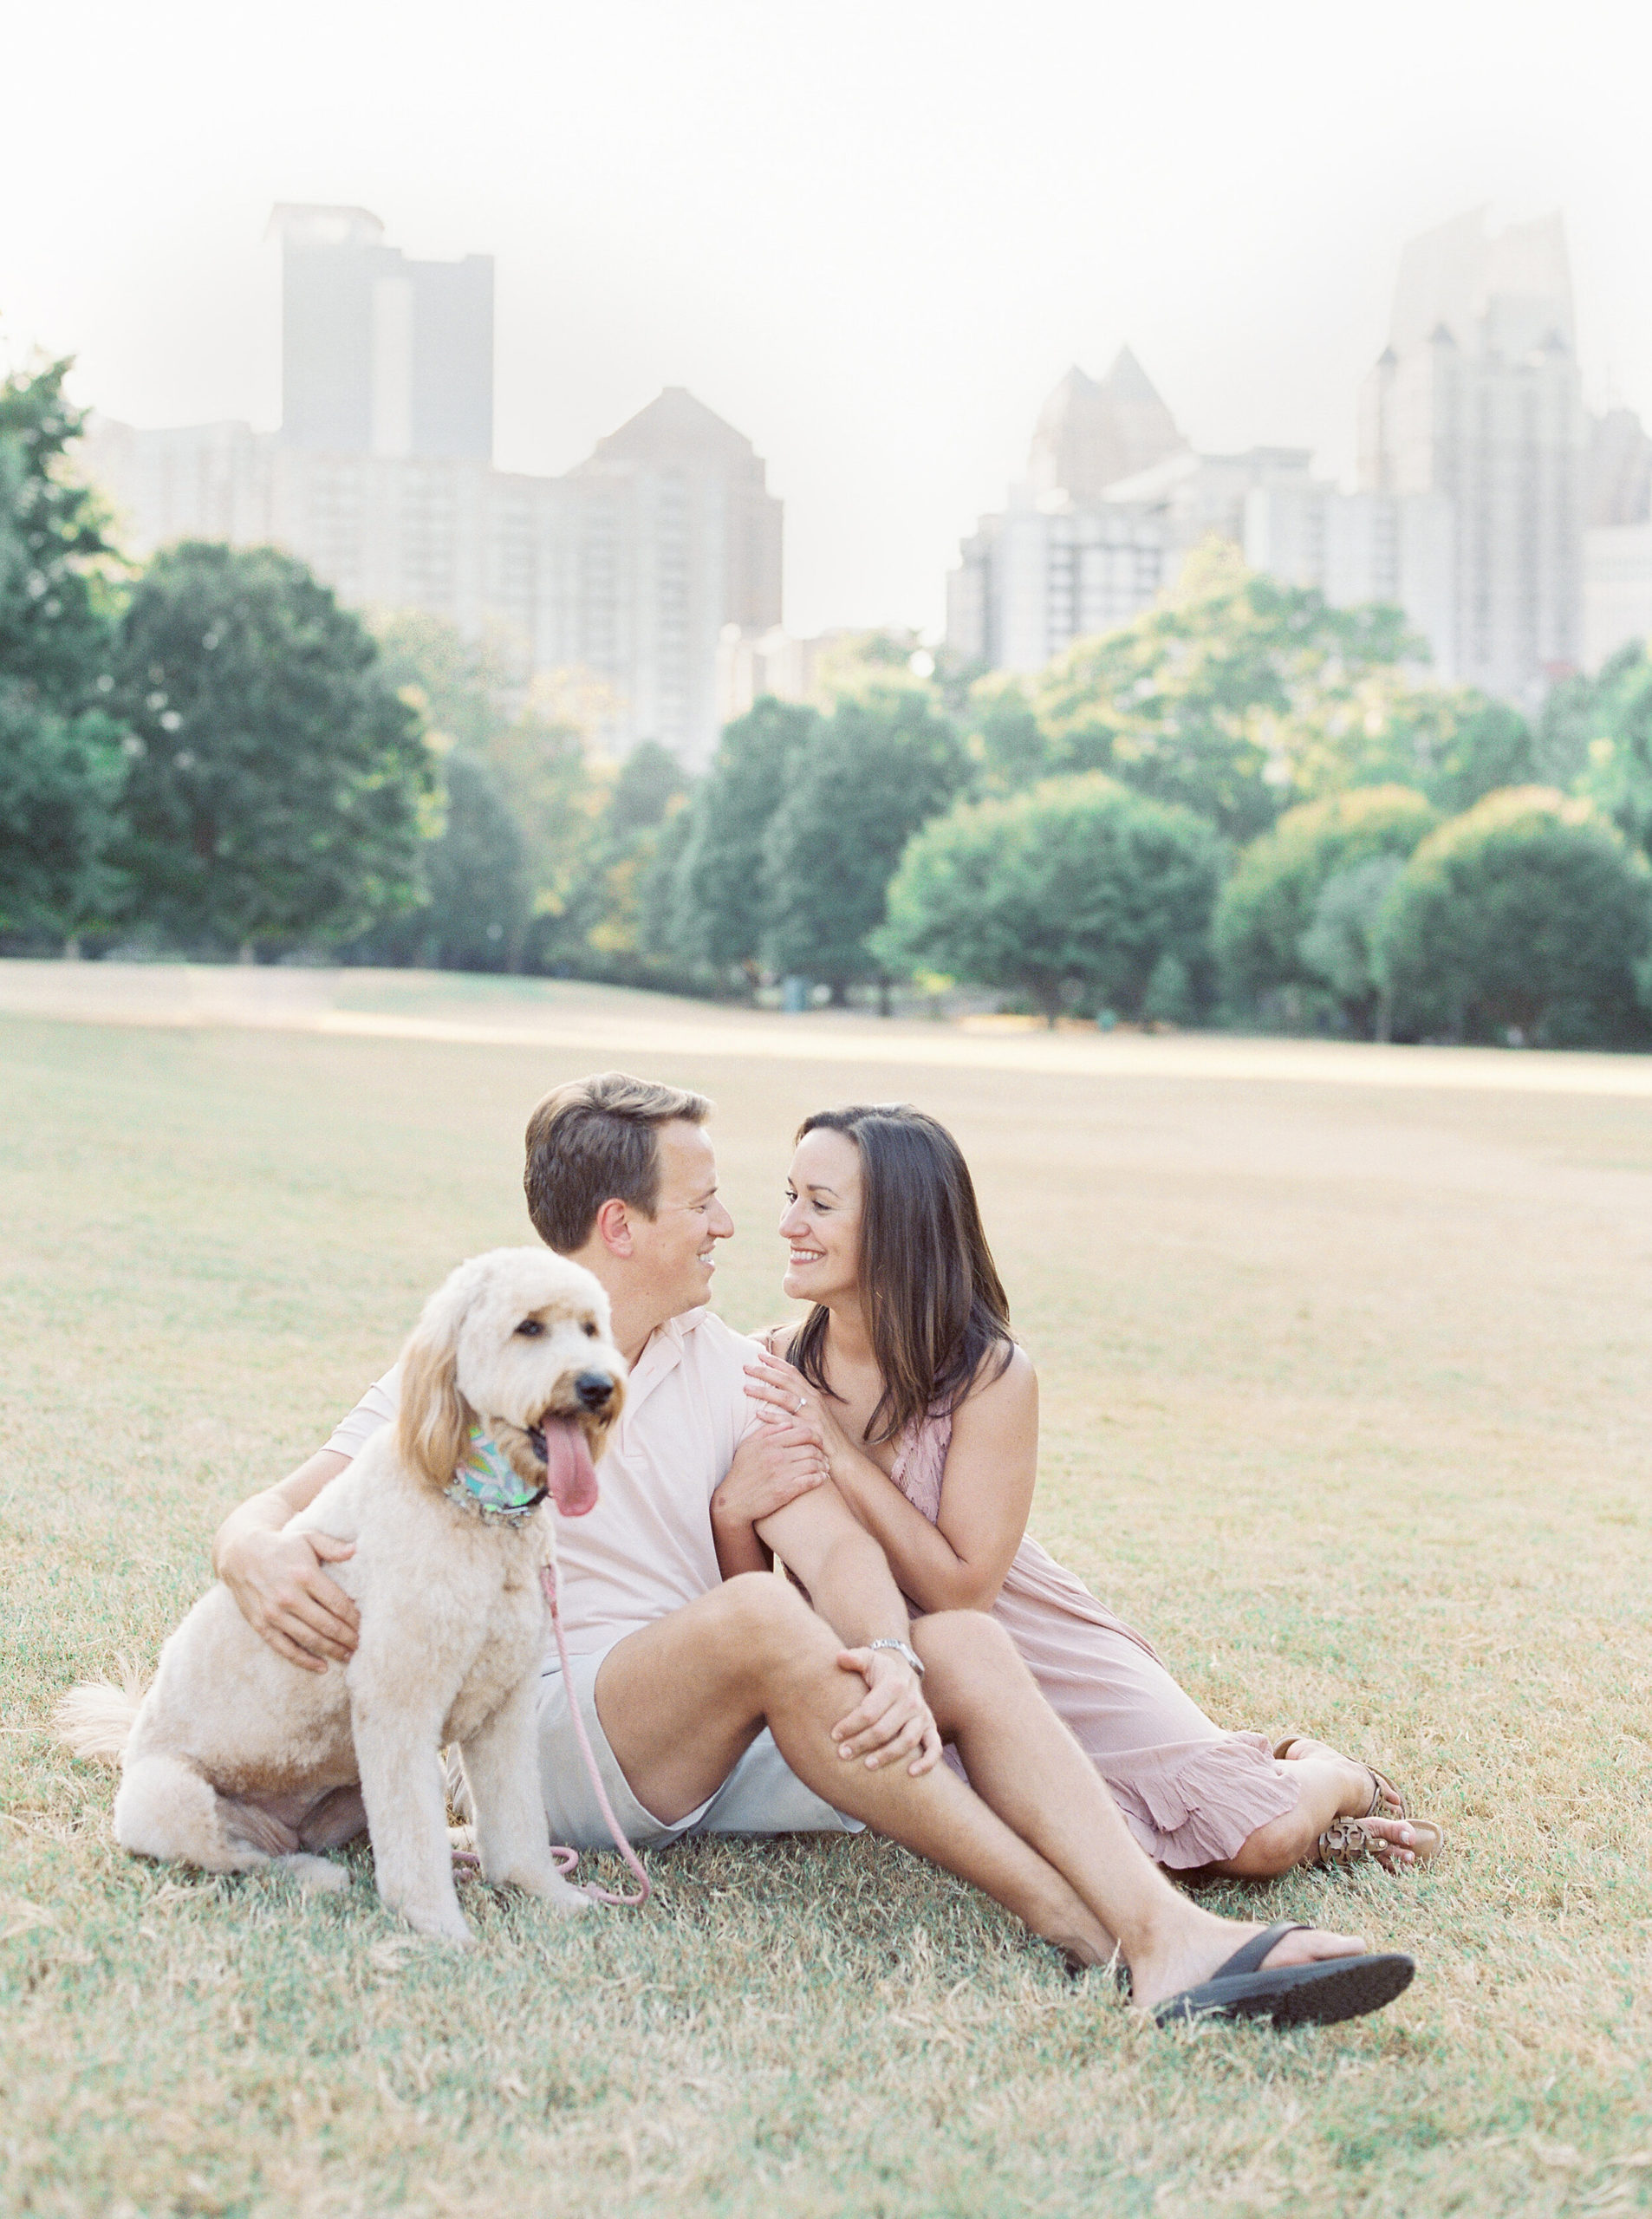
220, 1526, 360, 1672
830, 1647, 942, 1777
712, 1419, 829, 1532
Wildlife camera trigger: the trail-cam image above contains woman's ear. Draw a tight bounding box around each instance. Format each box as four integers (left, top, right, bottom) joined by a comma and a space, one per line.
395, 1298, 475, 1492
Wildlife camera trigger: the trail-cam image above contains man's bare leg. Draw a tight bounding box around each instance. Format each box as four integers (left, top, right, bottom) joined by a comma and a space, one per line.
595, 1578, 1371, 2009
597, 1576, 1114, 1963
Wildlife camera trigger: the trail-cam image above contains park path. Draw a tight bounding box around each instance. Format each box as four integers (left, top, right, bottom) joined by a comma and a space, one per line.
3, 957, 1651, 1100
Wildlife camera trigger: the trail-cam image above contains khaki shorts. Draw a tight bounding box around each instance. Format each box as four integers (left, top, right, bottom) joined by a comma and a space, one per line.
537, 1642, 863, 1851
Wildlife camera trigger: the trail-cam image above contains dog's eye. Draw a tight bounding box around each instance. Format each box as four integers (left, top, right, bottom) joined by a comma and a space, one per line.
515, 1318, 544, 1338
582, 1320, 599, 1339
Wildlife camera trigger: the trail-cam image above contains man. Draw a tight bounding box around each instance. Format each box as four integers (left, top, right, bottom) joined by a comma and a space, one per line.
216, 1072, 1411, 2026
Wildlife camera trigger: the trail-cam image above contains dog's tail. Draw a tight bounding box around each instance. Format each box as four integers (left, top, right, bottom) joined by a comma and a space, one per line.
56, 1667, 147, 1767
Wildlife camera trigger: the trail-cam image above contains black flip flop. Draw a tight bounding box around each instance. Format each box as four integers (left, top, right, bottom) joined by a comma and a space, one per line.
1153, 1920, 1415, 2030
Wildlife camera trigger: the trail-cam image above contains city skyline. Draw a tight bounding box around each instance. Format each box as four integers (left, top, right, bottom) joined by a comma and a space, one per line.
4, 2, 1648, 637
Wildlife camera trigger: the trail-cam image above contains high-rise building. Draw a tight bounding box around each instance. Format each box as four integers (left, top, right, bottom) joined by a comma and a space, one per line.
82, 211, 782, 765
946, 495, 1174, 674
1358, 208, 1585, 701
1025, 349, 1187, 504
948, 356, 1450, 677
946, 353, 1186, 671
558, 389, 783, 755
1242, 476, 1455, 674
1581, 404, 1652, 671
270, 204, 493, 461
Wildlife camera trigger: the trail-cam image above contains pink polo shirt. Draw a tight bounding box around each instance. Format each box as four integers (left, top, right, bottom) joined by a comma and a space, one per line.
325, 1306, 763, 1655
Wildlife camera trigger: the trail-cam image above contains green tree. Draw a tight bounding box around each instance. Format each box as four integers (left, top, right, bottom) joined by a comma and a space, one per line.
762, 687, 967, 1003
1031, 542, 1426, 840
368, 612, 599, 951
1533, 641, 1646, 796
1027, 540, 1534, 836
960, 671, 1047, 792
0, 357, 127, 945
422, 753, 530, 971
537, 739, 691, 973
115, 543, 430, 955
1375, 787, 1652, 1045
1569, 645, 1652, 859
877, 772, 1222, 1025
1214, 784, 1438, 1023
668, 698, 822, 982
1296, 854, 1408, 1036
1265, 665, 1533, 817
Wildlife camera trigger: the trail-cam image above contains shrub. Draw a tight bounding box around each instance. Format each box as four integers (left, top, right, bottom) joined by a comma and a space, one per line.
876, 772, 1221, 1025
1376, 787, 1652, 1045
1215, 785, 1437, 1027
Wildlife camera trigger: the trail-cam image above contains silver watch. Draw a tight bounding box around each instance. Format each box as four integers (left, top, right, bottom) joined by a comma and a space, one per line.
867, 1637, 926, 1679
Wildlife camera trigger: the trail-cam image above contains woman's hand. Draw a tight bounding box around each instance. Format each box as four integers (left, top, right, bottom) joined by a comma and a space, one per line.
743, 1350, 856, 1471
830, 1647, 942, 1776
219, 1526, 360, 1672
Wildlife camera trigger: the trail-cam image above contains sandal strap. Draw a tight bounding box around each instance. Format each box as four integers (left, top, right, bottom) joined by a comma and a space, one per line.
1212, 1918, 1310, 1981
1363, 1764, 1408, 1821
1316, 1819, 1379, 1867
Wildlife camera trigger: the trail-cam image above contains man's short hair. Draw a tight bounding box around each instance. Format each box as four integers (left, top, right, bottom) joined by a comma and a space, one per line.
524, 1071, 713, 1252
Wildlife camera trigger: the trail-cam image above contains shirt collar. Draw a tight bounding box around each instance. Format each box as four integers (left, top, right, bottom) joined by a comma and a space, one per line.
616, 1306, 708, 1427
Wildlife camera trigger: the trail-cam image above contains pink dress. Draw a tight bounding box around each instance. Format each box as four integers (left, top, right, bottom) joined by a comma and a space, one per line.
891, 1411, 1297, 1870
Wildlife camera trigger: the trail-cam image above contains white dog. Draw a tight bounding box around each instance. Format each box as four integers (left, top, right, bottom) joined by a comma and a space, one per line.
60, 1247, 627, 1945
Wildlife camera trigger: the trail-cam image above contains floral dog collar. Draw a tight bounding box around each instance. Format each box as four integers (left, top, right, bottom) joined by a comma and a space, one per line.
446, 1423, 548, 1520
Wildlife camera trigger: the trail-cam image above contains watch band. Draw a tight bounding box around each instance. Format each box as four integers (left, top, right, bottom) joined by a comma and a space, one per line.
867, 1637, 926, 1679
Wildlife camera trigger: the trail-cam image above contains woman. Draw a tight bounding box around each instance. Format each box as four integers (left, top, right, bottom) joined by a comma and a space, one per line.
712, 1103, 1442, 1879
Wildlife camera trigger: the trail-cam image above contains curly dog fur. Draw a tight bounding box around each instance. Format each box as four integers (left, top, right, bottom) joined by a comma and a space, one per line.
60, 1247, 627, 1944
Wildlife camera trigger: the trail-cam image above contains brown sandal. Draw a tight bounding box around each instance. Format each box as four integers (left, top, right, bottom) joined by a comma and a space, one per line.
1273, 1734, 1445, 1871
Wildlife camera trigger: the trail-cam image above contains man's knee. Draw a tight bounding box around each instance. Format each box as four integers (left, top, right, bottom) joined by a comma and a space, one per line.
702, 1572, 823, 1674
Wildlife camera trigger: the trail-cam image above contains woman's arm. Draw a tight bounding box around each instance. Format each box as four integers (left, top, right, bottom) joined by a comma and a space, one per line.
745, 1345, 1039, 1615
710, 1410, 830, 1578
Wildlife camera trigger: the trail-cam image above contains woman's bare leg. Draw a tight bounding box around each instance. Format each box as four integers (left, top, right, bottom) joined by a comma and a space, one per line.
594, 1579, 1375, 2010
1215, 1746, 1419, 1879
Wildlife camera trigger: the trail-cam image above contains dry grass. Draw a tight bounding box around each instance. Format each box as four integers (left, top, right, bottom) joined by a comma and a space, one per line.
2, 986, 1650, 2217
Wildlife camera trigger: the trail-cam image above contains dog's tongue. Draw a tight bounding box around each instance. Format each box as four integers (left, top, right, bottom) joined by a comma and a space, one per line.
539, 1417, 600, 1517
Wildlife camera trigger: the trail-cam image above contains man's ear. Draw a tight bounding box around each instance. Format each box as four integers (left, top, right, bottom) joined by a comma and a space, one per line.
593, 1196, 634, 1258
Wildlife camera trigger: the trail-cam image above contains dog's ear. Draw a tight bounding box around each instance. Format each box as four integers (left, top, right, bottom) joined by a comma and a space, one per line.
395, 1288, 476, 1492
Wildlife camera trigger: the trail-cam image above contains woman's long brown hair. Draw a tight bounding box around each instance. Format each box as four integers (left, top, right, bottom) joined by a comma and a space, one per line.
789, 1104, 1013, 1446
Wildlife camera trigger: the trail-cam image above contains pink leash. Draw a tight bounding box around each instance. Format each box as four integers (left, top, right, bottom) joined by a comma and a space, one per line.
538, 1560, 651, 1906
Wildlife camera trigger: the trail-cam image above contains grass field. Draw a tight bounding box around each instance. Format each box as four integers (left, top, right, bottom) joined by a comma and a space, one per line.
3, 978, 1651, 2217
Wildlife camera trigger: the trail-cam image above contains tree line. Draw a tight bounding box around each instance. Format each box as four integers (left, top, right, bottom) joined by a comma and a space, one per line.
4, 355, 1652, 1046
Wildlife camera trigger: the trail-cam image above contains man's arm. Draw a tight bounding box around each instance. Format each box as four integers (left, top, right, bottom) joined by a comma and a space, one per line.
213, 1448, 359, 1672
214, 1369, 401, 1669
757, 1482, 940, 1775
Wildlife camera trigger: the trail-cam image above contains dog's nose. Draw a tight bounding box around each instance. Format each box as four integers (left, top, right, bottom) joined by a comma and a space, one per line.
574, 1370, 615, 1410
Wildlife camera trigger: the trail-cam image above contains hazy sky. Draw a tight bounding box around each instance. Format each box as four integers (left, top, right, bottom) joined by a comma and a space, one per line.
4, 1, 1649, 634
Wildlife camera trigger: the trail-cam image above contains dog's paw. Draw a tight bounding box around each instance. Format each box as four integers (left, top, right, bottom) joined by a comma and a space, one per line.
516, 1866, 598, 1915
395, 1905, 475, 1948
279, 1853, 351, 1896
